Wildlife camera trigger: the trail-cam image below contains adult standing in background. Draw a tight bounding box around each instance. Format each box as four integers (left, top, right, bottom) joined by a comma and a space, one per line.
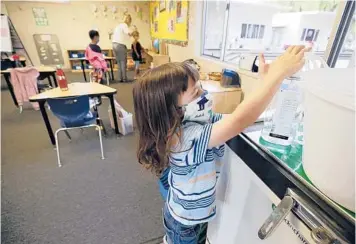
112, 14, 135, 82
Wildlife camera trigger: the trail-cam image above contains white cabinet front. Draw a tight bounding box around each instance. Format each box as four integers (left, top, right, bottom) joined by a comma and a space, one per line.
207, 146, 313, 244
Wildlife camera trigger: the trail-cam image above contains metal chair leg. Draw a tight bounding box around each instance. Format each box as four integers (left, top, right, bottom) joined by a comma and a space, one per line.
64, 130, 71, 140
55, 130, 62, 167
89, 71, 93, 83
96, 125, 105, 160
96, 118, 107, 136
101, 120, 107, 137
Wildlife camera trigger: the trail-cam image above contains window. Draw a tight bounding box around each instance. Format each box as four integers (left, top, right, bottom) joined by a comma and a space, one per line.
201, 0, 350, 66
335, 15, 355, 68
202, 1, 227, 58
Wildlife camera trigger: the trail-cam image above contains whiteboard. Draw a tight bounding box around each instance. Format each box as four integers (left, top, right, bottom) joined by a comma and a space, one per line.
1, 16, 12, 52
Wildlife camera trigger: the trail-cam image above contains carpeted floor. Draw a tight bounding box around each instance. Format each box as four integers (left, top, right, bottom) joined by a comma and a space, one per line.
1, 72, 165, 244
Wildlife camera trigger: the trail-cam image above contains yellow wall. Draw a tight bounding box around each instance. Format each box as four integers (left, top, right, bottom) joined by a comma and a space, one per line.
4, 1, 150, 69
150, 0, 189, 43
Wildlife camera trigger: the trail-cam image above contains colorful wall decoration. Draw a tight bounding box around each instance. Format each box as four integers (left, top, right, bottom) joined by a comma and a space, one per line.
150, 0, 189, 46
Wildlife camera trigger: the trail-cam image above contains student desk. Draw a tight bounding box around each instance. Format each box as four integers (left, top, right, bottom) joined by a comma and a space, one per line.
69, 57, 116, 82
1, 56, 27, 67
1, 66, 57, 107
146, 51, 170, 67
29, 82, 119, 145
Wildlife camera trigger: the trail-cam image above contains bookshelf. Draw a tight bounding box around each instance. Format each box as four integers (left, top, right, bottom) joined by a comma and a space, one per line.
67, 49, 117, 72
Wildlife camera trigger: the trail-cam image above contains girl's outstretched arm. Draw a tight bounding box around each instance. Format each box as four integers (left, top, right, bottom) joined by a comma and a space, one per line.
208, 45, 307, 148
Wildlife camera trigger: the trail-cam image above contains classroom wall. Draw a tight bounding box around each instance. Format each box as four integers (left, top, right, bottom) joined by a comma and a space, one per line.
167, 1, 261, 100
1, 2, 8, 15
4, 1, 150, 69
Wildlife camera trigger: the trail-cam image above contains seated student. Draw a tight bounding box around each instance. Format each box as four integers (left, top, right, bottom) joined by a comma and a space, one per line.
85, 30, 108, 84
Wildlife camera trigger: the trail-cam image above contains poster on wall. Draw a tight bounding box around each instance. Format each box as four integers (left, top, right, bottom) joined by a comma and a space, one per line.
168, 0, 175, 12
167, 18, 175, 32
154, 6, 159, 19
159, 0, 166, 12
154, 21, 158, 32
33, 34, 64, 65
176, 1, 183, 23
32, 8, 48, 26
135, 5, 143, 20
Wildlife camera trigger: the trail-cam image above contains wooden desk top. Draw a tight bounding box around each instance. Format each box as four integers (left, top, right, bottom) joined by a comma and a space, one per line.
29, 82, 117, 102
0, 66, 56, 74
200, 80, 241, 93
147, 51, 169, 57
2, 57, 26, 61
68, 56, 116, 61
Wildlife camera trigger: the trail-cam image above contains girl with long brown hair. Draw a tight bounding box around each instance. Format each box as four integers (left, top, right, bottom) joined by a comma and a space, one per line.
133, 46, 307, 244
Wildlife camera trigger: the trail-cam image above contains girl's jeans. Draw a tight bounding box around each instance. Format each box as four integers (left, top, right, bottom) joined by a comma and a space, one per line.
163, 204, 208, 244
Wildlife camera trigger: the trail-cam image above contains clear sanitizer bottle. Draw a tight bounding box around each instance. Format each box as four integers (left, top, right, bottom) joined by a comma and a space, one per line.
260, 75, 303, 154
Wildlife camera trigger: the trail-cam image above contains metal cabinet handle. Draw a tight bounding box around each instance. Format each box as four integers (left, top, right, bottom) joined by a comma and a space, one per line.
258, 195, 295, 239
258, 188, 348, 243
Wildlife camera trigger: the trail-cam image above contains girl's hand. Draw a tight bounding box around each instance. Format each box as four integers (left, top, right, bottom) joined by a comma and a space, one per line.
267, 45, 308, 81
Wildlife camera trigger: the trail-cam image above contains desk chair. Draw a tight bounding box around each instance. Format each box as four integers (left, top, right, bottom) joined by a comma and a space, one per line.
47, 95, 105, 167
1, 59, 13, 70
37, 72, 54, 92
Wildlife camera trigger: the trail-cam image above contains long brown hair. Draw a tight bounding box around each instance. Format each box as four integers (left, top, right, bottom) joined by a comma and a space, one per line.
133, 62, 199, 176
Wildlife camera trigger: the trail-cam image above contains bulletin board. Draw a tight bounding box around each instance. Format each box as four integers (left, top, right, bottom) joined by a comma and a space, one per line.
150, 0, 189, 46
33, 34, 64, 65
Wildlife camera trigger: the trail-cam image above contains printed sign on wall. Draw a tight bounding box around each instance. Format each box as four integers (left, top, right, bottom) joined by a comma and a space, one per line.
32, 8, 49, 26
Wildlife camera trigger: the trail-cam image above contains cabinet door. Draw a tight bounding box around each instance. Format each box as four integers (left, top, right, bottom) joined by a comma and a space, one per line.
207, 147, 313, 244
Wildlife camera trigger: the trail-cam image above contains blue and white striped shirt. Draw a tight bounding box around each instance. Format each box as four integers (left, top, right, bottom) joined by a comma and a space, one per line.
166, 113, 225, 225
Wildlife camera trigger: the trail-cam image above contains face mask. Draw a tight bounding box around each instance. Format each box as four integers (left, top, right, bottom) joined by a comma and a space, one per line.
183, 90, 213, 123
